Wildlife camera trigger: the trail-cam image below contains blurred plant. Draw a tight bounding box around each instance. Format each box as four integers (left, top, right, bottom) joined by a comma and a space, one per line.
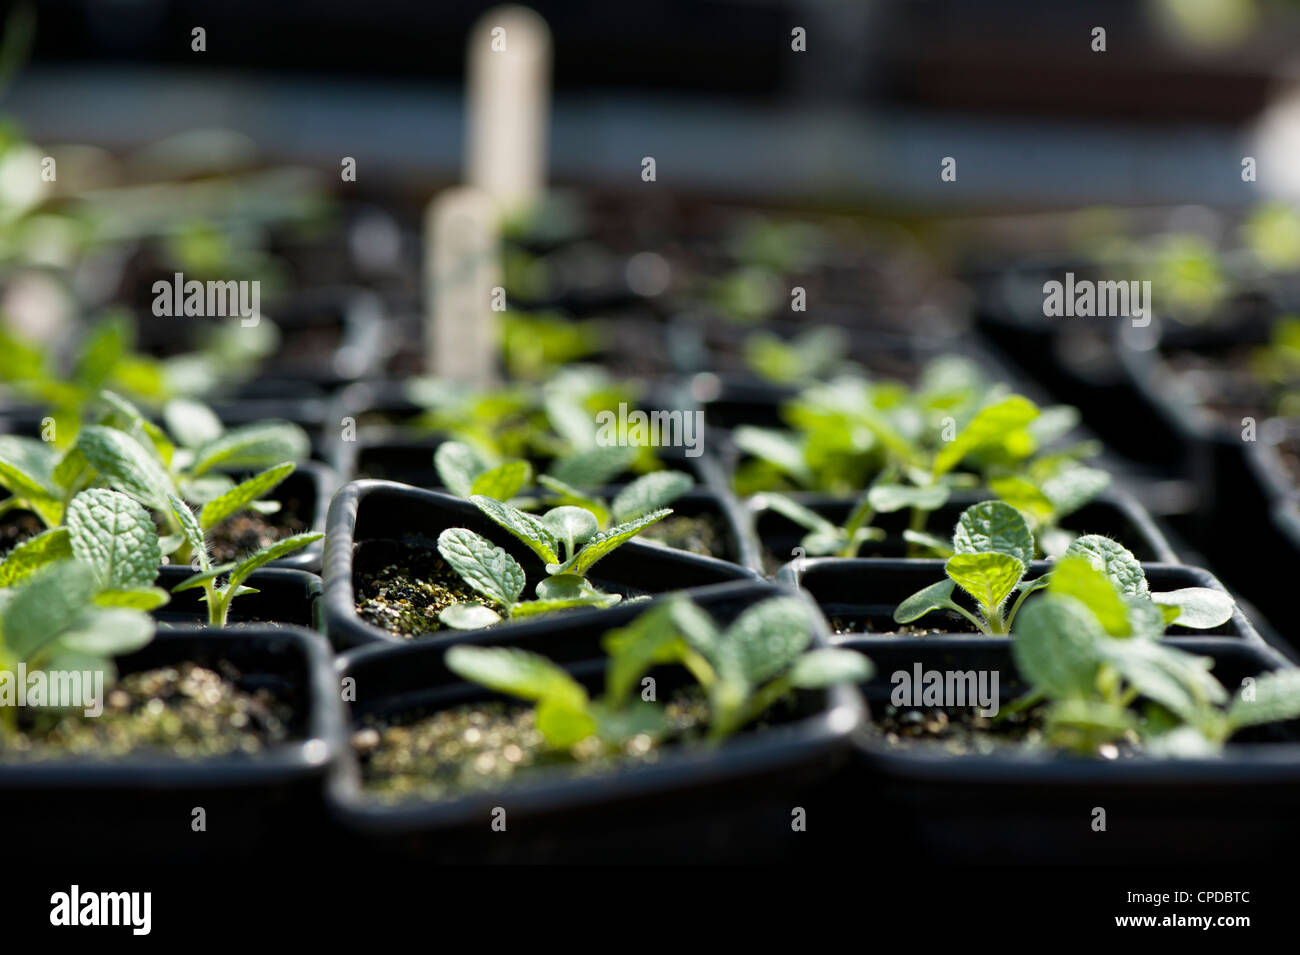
502, 310, 604, 380
1242, 202, 1300, 272
743, 327, 849, 385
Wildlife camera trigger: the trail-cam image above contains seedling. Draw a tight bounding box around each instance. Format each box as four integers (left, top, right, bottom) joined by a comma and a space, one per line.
444, 595, 871, 750
743, 327, 849, 385
894, 501, 1234, 636
988, 453, 1111, 556
1010, 557, 1300, 754
434, 494, 670, 629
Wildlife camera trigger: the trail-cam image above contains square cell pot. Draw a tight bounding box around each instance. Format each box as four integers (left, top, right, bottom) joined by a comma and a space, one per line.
0, 625, 343, 862
748, 486, 1176, 575
838, 635, 1300, 864
322, 481, 758, 651
154, 565, 321, 629
779, 557, 1262, 644
327, 579, 862, 863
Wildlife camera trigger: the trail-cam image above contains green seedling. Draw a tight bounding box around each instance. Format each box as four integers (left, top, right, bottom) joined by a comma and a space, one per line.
444, 595, 871, 751
894, 501, 1235, 636
502, 310, 604, 380
1010, 557, 1300, 755
989, 453, 1111, 556
435, 494, 671, 630
743, 327, 849, 385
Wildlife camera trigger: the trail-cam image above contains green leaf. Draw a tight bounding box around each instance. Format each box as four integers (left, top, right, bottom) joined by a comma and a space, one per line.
611, 471, 693, 524
590, 699, 669, 746
901, 529, 954, 558
163, 398, 225, 448
227, 532, 324, 590
4, 560, 100, 661
667, 597, 722, 657
732, 426, 812, 486
1047, 556, 1130, 636
510, 594, 621, 616
934, 395, 1039, 476
0, 527, 72, 587
952, 500, 1035, 566
1063, 535, 1149, 597
0, 435, 60, 501
894, 578, 960, 624
867, 483, 950, 513
546, 444, 637, 489
199, 462, 294, 530
470, 460, 532, 501
436, 528, 526, 607
788, 648, 874, 688
93, 586, 171, 611
535, 475, 610, 526
563, 508, 670, 576
722, 595, 813, 684
433, 441, 486, 496
1227, 670, 1300, 731
73, 315, 128, 391
752, 493, 838, 535
438, 603, 503, 630
170, 562, 237, 592
1150, 588, 1235, 629
1103, 638, 1226, 725
66, 488, 161, 591
169, 494, 210, 570
601, 602, 690, 706
541, 506, 600, 557
470, 495, 559, 564
59, 607, 155, 657
189, 421, 309, 476
1041, 464, 1110, 518
445, 645, 589, 711
1012, 594, 1102, 700
77, 425, 174, 511
536, 697, 598, 748
945, 552, 1025, 617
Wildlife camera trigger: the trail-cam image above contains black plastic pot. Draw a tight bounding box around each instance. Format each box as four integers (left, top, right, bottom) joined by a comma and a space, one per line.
748, 487, 1176, 574
839, 635, 1299, 863
779, 557, 1263, 644
203, 459, 334, 574
327, 579, 862, 863
0, 625, 342, 861
154, 565, 321, 629
322, 481, 758, 651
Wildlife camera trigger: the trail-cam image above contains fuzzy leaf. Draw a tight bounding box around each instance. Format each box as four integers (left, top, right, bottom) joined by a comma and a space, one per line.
563, 508, 671, 576
1150, 588, 1235, 630
867, 483, 950, 513
722, 595, 813, 684
952, 500, 1034, 567
199, 462, 294, 530
541, 506, 600, 556
93, 586, 171, 611
445, 645, 589, 710
934, 395, 1039, 476
1012, 594, 1102, 700
1227, 670, 1300, 731
1063, 535, 1149, 597
163, 398, 225, 448
433, 441, 485, 496
227, 532, 323, 590
470, 460, 532, 501
170, 562, 237, 592
611, 471, 693, 524
0, 527, 72, 587
1041, 465, 1110, 518
436, 528, 526, 607
59, 607, 155, 657
66, 488, 161, 591
535, 475, 610, 526
546, 444, 637, 489
788, 648, 874, 688
438, 603, 503, 630
169, 494, 210, 571
470, 495, 559, 563
4, 560, 100, 661
1103, 638, 1226, 725
189, 421, 309, 476
894, 578, 960, 624
77, 425, 174, 511
0, 435, 60, 501
945, 552, 1025, 616
1047, 556, 1130, 636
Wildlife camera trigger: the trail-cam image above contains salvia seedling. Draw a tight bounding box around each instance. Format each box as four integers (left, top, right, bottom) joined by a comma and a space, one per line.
444, 595, 872, 750
435, 494, 671, 630
1009, 556, 1300, 755
894, 501, 1235, 636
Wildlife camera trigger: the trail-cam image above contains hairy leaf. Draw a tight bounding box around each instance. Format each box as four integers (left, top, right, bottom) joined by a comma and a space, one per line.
436, 528, 526, 607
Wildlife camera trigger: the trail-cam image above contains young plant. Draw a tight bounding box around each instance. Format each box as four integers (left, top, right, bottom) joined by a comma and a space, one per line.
1011, 557, 1300, 755
443, 595, 871, 751
989, 453, 1111, 556
743, 327, 849, 385
435, 494, 671, 629
894, 501, 1234, 636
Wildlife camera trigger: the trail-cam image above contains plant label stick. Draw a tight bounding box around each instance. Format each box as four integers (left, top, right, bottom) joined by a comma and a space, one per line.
425, 186, 502, 383
464, 5, 551, 216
